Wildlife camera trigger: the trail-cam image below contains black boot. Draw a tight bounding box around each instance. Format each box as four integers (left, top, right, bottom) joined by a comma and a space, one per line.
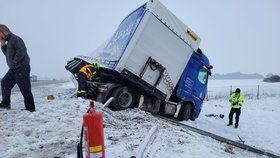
77, 93, 85, 98
0, 103, 11, 109
227, 123, 232, 126
234, 123, 238, 128
77, 92, 86, 99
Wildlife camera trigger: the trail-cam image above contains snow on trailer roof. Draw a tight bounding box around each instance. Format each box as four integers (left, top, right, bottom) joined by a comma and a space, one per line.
76, 0, 201, 67
146, 0, 201, 51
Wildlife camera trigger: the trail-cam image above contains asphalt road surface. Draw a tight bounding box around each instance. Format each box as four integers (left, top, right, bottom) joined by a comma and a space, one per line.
0, 80, 68, 95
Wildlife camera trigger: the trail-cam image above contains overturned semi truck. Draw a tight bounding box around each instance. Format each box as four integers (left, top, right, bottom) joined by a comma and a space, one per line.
65, 0, 212, 121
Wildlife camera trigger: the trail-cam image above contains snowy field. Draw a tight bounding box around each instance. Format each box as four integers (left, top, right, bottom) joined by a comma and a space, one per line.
0, 80, 279, 158
0, 80, 67, 95
207, 79, 280, 100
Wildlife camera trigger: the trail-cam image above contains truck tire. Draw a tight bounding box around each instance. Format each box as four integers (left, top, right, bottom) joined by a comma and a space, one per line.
110, 86, 137, 110
178, 103, 192, 121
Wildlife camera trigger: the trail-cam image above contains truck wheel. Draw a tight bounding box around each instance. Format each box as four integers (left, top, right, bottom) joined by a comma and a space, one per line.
178, 103, 192, 121
110, 87, 137, 110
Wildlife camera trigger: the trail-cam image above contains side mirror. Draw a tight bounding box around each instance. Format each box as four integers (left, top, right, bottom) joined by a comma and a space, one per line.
208, 65, 213, 76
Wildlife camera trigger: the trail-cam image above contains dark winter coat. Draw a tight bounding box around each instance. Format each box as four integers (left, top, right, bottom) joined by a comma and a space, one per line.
1, 33, 30, 69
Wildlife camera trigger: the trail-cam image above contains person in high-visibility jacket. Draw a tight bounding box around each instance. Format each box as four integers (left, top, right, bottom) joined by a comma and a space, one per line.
77, 61, 100, 98
227, 88, 244, 128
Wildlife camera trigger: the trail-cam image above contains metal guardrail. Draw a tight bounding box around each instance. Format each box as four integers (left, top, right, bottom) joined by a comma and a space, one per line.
156, 116, 280, 158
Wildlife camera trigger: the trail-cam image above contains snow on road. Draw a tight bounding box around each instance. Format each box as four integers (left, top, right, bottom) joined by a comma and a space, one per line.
0, 82, 278, 158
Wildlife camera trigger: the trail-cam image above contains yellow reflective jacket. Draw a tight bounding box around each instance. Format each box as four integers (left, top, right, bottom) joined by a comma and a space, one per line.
79, 64, 97, 79
229, 92, 244, 108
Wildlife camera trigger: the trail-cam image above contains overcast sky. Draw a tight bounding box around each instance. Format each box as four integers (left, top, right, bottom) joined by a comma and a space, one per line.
1, 0, 279, 79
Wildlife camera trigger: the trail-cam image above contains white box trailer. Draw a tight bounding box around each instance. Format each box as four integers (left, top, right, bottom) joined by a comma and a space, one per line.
67, 0, 212, 121
77, 0, 201, 101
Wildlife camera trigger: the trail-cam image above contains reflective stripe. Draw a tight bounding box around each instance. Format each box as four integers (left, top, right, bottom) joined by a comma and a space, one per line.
231, 104, 241, 108
87, 68, 92, 73
79, 64, 94, 73
79, 64, 97, 79
77, 90, 86, 93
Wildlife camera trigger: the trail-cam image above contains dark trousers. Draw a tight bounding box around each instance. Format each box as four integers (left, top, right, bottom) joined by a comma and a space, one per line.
77, 72, 87, 95
1, 65, 35, 110
228, 108, 241, 126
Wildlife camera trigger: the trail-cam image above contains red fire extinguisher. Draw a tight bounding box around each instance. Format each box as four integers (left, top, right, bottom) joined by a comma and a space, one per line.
83, 100, 105, 158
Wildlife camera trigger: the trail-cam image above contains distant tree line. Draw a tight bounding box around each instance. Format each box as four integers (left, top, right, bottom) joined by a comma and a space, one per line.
263, 75, 280, 83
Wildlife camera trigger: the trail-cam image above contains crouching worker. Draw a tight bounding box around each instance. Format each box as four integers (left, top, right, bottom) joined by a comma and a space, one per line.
227, 88, 244, 128
77, 61, 100, 99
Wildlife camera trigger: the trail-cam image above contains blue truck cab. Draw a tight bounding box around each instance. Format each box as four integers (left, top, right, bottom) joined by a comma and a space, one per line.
176, 49, 212, 120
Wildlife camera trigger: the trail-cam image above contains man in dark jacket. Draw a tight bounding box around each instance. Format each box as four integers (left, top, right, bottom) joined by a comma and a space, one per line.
0, 24, 35, 112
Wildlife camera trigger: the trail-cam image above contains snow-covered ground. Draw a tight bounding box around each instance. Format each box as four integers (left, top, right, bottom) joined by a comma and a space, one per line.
0, 81, 279, 158
207, 79, 280, 100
